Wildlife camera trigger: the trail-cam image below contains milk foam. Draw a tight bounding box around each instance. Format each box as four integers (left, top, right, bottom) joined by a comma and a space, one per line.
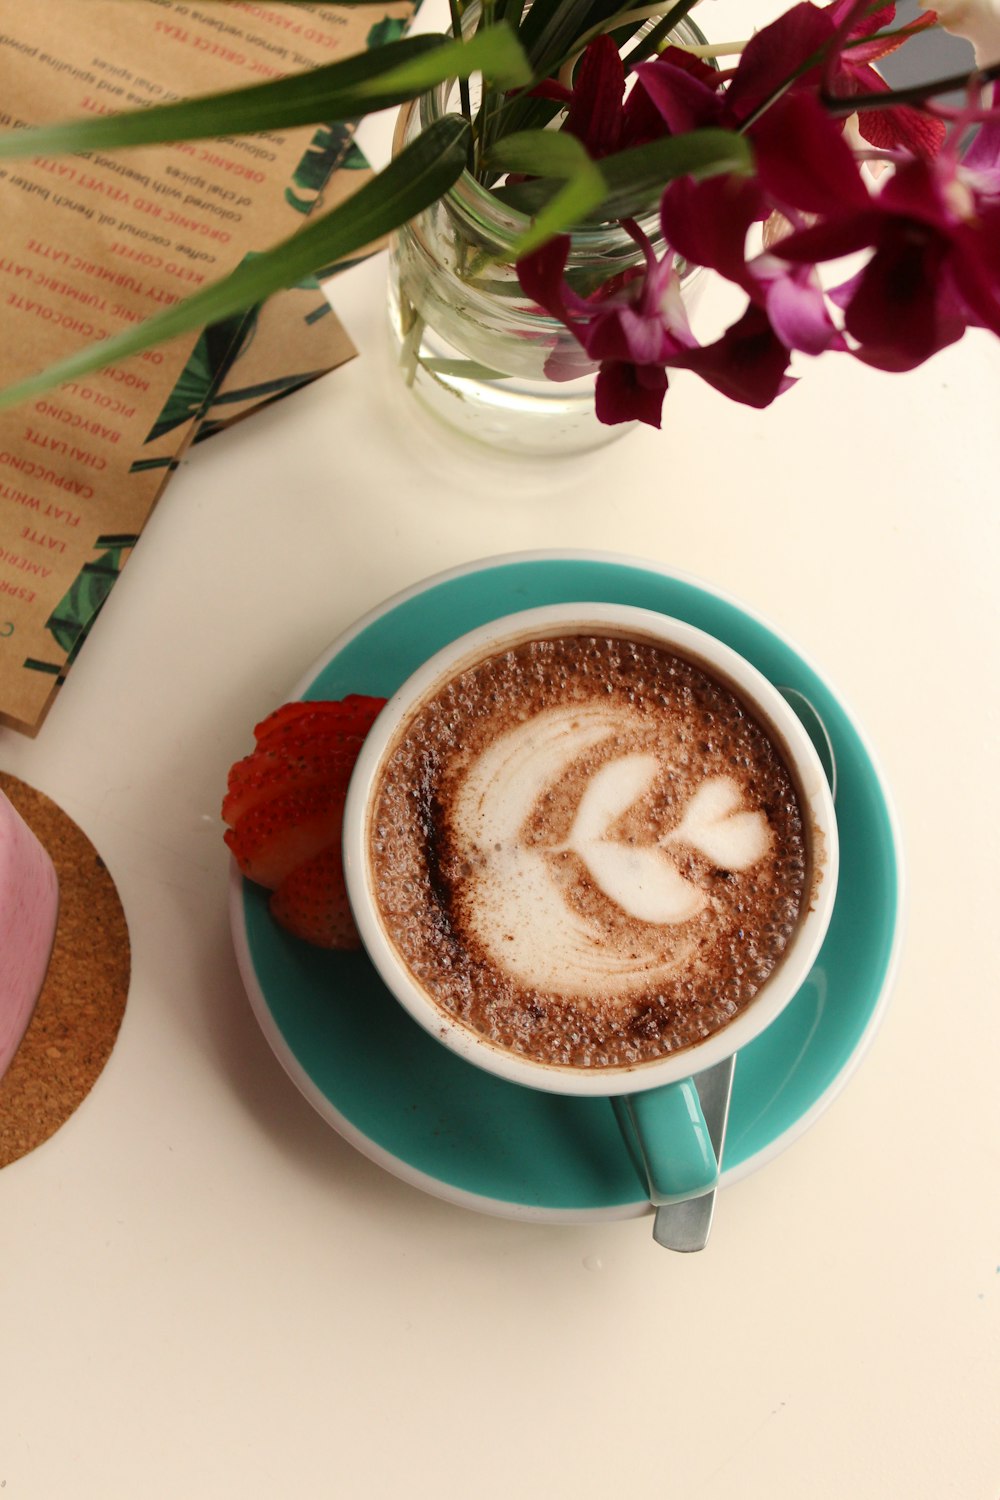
451, 704, 770, 1002
371, 631, 809, 1068
562, 753, 707, 923
663, 776, 771, 869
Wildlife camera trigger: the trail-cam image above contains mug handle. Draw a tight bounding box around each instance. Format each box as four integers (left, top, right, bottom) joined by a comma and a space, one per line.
612, 1079, 719, 1205
613, 691, 836, 1208
778, 687, 838, 804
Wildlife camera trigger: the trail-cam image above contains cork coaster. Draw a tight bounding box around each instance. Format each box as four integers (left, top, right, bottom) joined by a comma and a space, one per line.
0, 772, 130, 1167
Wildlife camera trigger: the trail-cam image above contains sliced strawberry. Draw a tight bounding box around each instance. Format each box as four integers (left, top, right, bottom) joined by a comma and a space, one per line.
224, 782, 348, 889
264, 728, 372, 764
253, 694, 385, 751
222, 743, 360, 828
224, 692, 386, 946
269, 844, 360, 950
226, 730, 365, 790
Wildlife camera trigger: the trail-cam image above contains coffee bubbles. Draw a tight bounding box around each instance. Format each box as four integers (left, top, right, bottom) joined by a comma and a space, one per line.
370, 634, 807, 1070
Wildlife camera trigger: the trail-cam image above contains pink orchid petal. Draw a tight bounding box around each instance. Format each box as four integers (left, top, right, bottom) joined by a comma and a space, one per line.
824, 0, 896, 39
950, 210, 1000, 337
830, 63, 947, 156
660, 174, 766, 290
620, 75, 681, 149
566, 35, 626, 157
640, 260, 697, 345
583, 304, 677, 364
772, 211, 885, 263
963, 82, 1000, 178
752, 92, 872, 213
763, 268, 846, 354
878, 157, 958, 227
633, 57, 725, 134
827, 266, 866, 309
844, 231, 966, 368
858, 99, 947, 158
726, 3, 837, 122
595, 360, 668, 427
528, 79, 573, 105
654, 46, 720, 90
830, 3, 938, 61
666, 305, 793, 407
542, 345, 601, 382
517, 238, 593, 325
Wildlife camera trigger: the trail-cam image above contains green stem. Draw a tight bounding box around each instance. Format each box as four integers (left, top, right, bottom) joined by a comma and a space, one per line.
449, 0, 475, 170
624, 0, 703, 69
823, 58, 1000, 116
398, 297, 426, 388
476, 0, 532, 175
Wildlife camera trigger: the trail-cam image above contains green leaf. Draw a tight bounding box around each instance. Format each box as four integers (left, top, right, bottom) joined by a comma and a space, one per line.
423, 358, 508, 379
0, 115, 472, 413
0, 28, 530, 160
485, 128, 593, 180
491, 0, 638, 145
517, 0, 623, 75
596, 127, 752, 218
485, 130, 606, 254
487, 127, 749, 229
509, 174, 607, 256
372, 23, 533, 93
491, 177, 566, 213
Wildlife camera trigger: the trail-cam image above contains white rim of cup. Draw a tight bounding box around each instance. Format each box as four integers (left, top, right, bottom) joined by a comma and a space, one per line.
342, 601, 840, 1100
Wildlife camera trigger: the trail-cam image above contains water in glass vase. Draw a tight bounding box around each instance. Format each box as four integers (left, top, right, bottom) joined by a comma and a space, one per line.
387, 257, 617, 457
386, 96, 647, 457
385, 7, 708, 458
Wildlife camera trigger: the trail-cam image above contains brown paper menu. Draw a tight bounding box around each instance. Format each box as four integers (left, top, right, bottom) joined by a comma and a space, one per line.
0, 0, 412, 733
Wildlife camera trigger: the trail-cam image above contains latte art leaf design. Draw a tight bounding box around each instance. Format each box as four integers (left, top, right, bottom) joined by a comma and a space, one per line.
452, 704, 774, 1003
562, 754, 706, 925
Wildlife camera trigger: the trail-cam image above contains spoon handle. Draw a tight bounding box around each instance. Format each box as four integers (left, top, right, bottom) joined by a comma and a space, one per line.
652, 1054, 736, 1253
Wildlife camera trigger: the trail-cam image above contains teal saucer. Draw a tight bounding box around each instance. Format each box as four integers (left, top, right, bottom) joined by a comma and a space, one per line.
230, 552, 902, 1222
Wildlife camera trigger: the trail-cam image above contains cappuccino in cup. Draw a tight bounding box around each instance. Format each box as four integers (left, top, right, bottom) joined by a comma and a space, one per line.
361, 618, 819, 1075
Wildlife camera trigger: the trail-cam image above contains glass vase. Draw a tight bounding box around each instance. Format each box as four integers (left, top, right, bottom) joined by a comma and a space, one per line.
386, 17, 706, 457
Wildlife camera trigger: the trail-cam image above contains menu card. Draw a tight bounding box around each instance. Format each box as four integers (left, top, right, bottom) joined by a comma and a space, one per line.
0, 0, 412, 733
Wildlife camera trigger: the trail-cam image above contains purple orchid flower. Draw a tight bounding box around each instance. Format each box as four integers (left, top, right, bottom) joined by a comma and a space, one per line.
663, 73, 1000, 372
517, 194, 803, 422
517, 222, 697, 427
659, 95, 853, 358
664, 305, 797, 407
513, 9, 994, 424
634, 1, 944, 155
820, 2, 946, 156
528, 34, 675, 158
769, 86, 1000, 369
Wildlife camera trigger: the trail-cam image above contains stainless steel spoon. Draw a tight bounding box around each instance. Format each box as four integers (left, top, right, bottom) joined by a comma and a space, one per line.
652, 1054, 736, 1253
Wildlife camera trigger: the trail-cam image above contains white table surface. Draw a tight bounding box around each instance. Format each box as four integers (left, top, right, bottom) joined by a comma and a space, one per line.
2, 4, 999, 1496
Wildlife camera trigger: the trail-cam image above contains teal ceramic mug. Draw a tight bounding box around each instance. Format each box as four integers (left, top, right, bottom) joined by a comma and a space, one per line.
342, 603, 839, 1206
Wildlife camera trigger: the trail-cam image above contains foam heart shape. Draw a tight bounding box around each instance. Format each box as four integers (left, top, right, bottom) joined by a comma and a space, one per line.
664, 777, 770, 870
566, 754, 706, 923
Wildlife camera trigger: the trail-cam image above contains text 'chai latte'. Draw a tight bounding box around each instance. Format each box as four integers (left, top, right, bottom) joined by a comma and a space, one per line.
369, 633, 809, 1070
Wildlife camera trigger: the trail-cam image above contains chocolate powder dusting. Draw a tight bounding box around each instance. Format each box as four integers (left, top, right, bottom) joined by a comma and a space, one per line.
370, 634, 808, 1070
